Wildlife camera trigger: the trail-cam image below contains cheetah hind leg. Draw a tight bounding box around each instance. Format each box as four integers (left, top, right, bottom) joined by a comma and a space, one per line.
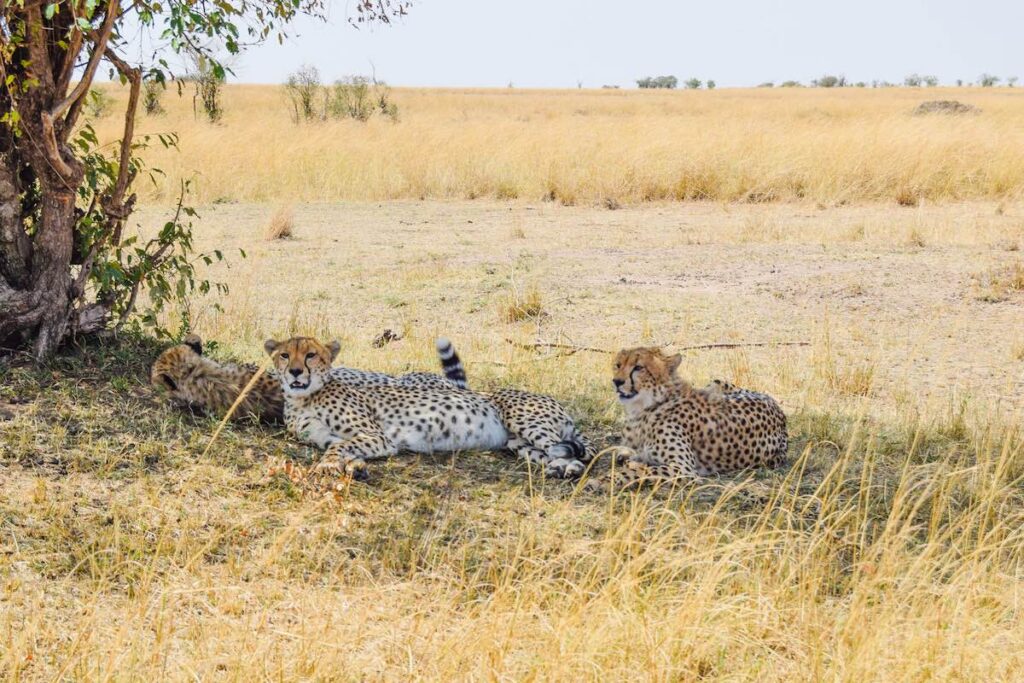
506, 434, 585, 479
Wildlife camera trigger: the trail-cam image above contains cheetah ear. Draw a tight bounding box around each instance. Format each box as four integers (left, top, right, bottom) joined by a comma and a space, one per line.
326, 340, 341, 362
263, 339, 280, 356
183, 334, 203, 355
664, 353, 682, 375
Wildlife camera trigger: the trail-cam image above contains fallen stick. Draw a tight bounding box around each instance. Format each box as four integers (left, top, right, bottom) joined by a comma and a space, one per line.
676, 341, 810, 352
505, 338, 810, 357
505, 339, 612, 355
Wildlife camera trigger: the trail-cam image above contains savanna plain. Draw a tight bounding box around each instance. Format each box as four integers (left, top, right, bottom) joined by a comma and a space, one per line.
2, 86, 1024, 680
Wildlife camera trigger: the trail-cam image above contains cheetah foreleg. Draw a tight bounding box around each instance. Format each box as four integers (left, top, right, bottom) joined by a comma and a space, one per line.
314, 430, 398, 482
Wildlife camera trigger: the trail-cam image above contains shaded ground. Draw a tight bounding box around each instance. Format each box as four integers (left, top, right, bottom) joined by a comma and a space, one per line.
1, 201, 1022, 679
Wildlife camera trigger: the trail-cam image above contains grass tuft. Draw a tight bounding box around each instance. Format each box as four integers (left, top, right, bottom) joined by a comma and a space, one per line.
500, 283, 544, 322
264, 205, 295, 240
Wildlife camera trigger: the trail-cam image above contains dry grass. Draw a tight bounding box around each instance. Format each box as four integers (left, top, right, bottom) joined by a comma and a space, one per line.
972, 261, 1024, 302
4, 200, 1023, 680
263, 205, 295, 240
499, 282, 544, 323
90, 85, 1024, 205
5, 88, 1024, 677
3, 335, 1023, 680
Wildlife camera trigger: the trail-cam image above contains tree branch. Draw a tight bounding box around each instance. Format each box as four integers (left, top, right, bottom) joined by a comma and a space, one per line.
55, 9, 86, 96
38, 112, 76, 179
100, 43, 141, 221
23, 5, 55, 92
52, 0, 118, 123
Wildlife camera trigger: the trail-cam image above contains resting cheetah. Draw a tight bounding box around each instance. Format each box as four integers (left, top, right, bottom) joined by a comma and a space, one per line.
593, 346, 787, 491
151, 334, 464, 423
264, 336, 508, 479
265, 336, 592, 479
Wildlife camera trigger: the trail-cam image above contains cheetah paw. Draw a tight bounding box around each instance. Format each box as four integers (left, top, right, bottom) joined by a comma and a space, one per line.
313, 457, 369, 483
545, 457, 585, 479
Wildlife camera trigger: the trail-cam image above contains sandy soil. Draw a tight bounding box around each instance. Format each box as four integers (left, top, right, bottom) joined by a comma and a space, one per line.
135, 200, 1024, 414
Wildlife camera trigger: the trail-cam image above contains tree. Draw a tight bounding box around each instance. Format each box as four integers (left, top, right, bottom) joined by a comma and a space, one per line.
811, 74, 846, 88
705, 80, 716, 90
684, 78, 702, 89
979, 73, 1000, 87
0, 0, 410, 360
285, 64, 325, 123
636, 75, 677, 89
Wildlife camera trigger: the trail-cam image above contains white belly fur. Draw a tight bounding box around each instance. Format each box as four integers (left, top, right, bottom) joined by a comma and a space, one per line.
385, 413, 508, 453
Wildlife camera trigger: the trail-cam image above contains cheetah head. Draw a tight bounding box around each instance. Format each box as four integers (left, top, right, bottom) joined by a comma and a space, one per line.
263, 336, 340, 396
150, 334, 205, 406
611, 347, 681, 406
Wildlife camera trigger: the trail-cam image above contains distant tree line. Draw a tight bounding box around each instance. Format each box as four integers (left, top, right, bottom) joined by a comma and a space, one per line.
759, 73, 1018, 88
636, 75, 715, 89
629, 73, 1018, 89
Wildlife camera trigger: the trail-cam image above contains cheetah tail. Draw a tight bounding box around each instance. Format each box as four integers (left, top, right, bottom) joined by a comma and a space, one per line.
435, 337, 469, 389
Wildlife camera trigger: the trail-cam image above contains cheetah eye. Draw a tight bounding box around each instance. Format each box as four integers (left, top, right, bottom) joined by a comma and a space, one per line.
634, 364, 645, 372
280, 353, 289, 360
305, 352, 316, 360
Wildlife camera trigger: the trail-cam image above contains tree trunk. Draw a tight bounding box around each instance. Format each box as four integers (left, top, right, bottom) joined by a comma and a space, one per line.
29, 190, 77, 358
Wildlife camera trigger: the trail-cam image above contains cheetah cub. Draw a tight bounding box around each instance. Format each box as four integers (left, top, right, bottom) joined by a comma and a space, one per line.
265, 336, 507, 479
151, 334, 465, 423
595, 346, 787, 490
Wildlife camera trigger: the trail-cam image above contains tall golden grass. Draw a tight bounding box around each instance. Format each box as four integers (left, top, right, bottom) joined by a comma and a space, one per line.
92, 84, 1024, 205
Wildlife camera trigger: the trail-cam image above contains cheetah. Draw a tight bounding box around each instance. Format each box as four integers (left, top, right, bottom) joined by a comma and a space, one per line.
151, 334, 464, 423
264, 336, 508, 479
486, 388, 591, 478
592, 346, 787, 491
264, 336, 593, 479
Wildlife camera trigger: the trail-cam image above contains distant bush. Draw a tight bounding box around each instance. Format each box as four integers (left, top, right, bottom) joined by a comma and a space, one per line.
780, 80, 802, 88
637, 75, 677, 89
905, 74, 939, 87
706, 80, 716, 90
812, 74, 846, 88
143, 80, 165, 115
979, 73, 1000, 87
329, 76, 399, 122
84, 89, 112, 118
188, 50, 225, 122
684, 78, 702, 89
285, 65, 325, 123
758, 82, 774, 88
1009, 76, 1019, 87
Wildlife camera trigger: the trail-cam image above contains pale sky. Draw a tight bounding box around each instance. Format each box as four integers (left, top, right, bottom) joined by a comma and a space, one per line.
163, 0, 1024, 88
